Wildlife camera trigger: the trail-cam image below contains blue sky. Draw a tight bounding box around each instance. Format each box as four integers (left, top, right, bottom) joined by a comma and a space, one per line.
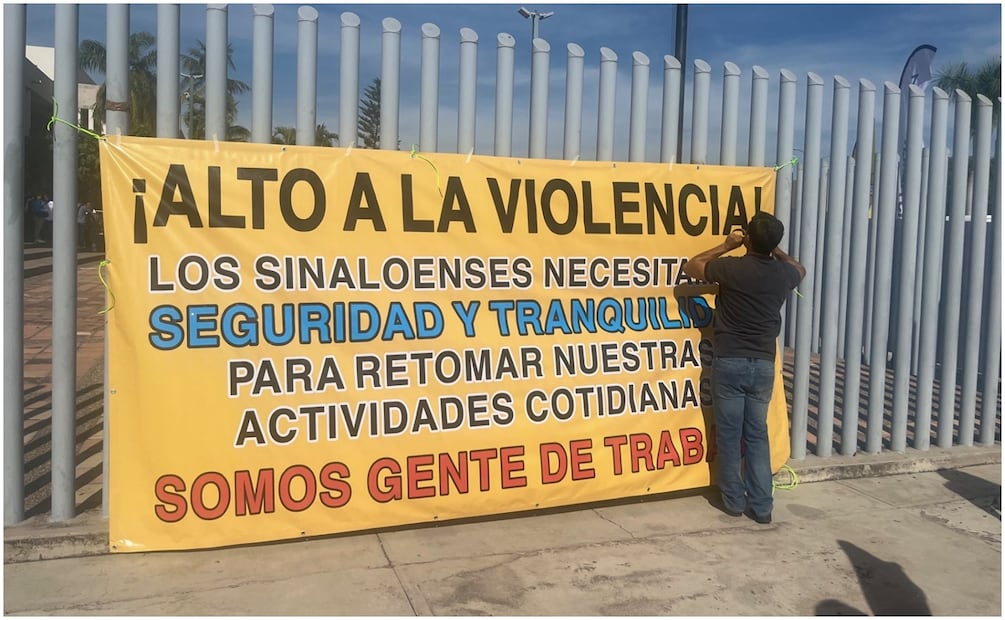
23, 2, 1003, 162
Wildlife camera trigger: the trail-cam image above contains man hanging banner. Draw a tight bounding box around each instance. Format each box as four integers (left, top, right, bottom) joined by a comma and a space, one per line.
100, 136, 790, 552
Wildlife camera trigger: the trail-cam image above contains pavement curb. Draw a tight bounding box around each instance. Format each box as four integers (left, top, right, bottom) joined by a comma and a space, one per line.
4, 513, 108, 564
5, 444, 999, 564
785, 444, 1001, 483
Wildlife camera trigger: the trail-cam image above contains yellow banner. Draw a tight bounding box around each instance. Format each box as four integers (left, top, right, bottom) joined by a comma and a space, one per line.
100, 136, 789, 552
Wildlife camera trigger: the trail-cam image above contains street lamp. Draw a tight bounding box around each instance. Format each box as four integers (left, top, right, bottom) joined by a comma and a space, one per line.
180, 71, 203, 139
518, 6, 554, 40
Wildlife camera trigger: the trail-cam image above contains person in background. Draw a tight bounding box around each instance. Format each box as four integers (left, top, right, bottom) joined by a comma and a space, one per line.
30, 193, 48, 244
43, 195, 54, 246
681, 211, 805, 525
77, 201, 93, 250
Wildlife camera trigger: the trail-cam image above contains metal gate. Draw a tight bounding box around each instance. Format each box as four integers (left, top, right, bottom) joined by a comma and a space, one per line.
3, 3, 1000, 525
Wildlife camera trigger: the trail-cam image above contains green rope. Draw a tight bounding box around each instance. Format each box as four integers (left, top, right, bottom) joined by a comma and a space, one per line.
98, 259, 116, 315
772, 463, 800, 494
773, 156, 798, 171
409, 144, 444, 197
47, 98, 104, 141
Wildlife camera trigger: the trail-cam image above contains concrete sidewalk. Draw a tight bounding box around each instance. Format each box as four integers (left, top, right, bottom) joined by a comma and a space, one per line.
3, 461, 1001, 615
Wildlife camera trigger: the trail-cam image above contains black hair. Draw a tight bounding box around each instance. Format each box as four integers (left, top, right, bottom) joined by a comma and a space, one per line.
747, 211, 784, 254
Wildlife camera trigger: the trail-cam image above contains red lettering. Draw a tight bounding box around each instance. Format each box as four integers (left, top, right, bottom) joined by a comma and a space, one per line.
191, 472, 230, 520
630, 433, 655, 472
469, 449, 498, 491
656, 430, 682, 468
569, 439, 595, 480
407, 454, 436, 499
604, 435, 628, 474
540, 442, 568, 484
279, 465, 316, 512
500, 445, 527, 488
439, 452, 469, 495
234, 469, 276, 516
679, 427, 705, 464
154, 474, 188, 522
368, 457, 402, 502
319, 462, 352, 508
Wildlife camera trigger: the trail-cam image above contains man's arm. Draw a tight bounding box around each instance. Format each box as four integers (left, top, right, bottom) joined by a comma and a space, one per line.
681, 230, 745, 282
771, 246, 806, 283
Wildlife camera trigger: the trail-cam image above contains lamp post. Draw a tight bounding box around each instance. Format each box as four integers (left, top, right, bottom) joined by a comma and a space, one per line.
180, 71, 203, 139
518, 6, 554, 40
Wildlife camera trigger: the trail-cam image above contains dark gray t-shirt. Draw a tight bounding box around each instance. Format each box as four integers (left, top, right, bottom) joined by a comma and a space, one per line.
704, 254, 802, 361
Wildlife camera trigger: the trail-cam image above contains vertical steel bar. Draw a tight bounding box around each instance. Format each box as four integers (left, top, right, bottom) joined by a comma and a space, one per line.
719, 61, 740, 165
205, 4, 228, 141
816, 75, 851, 457
3, 2, 26, 525
660, 55, 681, 164
51, 4, 79, 522
891, 85, 928, 451
380, 18, 401, 150
251, 5, 274, 144
935, 91, 972, 446
156, 5, 180, 139
563, 43, 584, 160
866, 83, 902, 453
841, 79, 876, 455
958, 96, 993, 444
837, 155, 855, 350
596, 47, 617, 161
863, 150, 880, 360
628, 52, 649, 162
419, 23, 440, 153
790, 72, 824, 459
789, 161, 804, 348
913, 88, 950, 451
911, 148, 932, 373
774, 69, 797, 347
811, 158, 828, 355
339, 12, 360, 148
690, 59, 711, 165
103, 3, 129, 519
748, 65, 768, 167
494, 33, 515, 157
457, 28, 478, 154
978, 107, 1001, 446
528, 38, 550, 159
296, 6, 318, 146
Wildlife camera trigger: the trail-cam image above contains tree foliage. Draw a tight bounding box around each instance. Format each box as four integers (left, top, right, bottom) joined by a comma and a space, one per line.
358, 78, 381, 148
272, 123, 338, 146
934, 56, 1001, 132
180, 41, 251, 141
78, 32, 158, 136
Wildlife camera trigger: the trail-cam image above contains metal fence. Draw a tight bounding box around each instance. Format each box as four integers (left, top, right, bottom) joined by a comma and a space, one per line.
3, 4, 1001, 525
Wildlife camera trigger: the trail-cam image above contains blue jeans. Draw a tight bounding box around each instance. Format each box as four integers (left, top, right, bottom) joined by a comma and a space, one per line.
711, 357, 775, 517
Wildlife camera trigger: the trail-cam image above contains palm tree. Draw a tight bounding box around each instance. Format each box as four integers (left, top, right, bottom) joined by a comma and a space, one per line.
272, 126, 297, 145
180, 41, 251, 140
78, 32, 158, 136
272, 123, 339, 146
315, 123, 338, 146
934, 56, 1001, 133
